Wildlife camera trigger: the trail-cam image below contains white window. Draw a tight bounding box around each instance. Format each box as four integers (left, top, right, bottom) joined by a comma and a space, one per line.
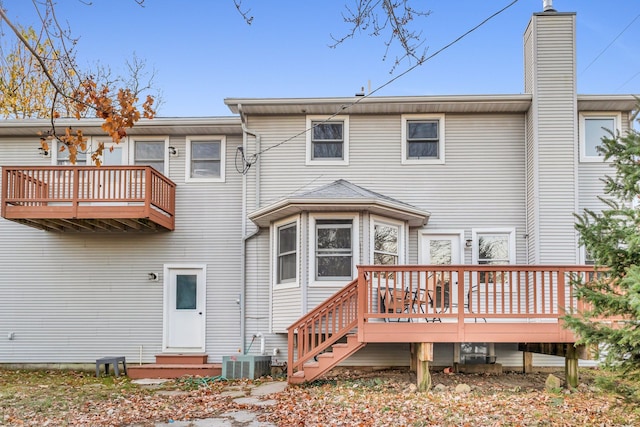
401, 114, 445, 164
52, 140, 87, 165
579, 112, 621, 163
52, 137, 119, 166
371, 217, 404, 265
306, 116, 349, 165
277, 222, 297, 284
131, 137, 168, 174
471, 228, 516, 285
472, 228, 516, 265
310, 213, 359, 286
186, 136, 225, 183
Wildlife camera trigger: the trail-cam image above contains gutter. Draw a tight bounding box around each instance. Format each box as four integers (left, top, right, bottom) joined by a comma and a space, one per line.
238, 104, 262, 354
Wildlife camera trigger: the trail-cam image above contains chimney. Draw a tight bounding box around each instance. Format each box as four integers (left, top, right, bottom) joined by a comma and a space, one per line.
543, 0, 556, 12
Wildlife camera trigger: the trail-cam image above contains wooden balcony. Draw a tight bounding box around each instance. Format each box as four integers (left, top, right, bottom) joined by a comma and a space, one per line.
1, 166, 176, 232
288, 264, 605, 383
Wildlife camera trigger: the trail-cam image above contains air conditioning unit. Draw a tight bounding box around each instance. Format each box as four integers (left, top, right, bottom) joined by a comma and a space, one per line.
222, 355, 271, 379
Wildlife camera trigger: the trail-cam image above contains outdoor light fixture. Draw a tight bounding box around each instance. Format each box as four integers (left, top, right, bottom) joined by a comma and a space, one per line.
148, 272, 158, 281
465, 239, 473, 248
38, 147, 49, 157
168, 146, 177, 156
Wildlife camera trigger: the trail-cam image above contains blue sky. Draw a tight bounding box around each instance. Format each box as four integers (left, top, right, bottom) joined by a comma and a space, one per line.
4, 0, 640, 117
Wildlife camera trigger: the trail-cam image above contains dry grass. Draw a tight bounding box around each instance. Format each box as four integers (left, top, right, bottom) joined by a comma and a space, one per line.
1, 367, 639, 426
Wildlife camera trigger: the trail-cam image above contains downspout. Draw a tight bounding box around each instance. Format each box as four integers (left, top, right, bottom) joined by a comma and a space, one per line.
238, 104, 261, 354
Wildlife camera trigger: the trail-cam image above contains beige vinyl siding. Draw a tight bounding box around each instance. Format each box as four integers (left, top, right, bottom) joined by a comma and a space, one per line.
245, 231, 273, 336
248, 113, 527, 329
0, 134, 244, 364
526, 13, 578, 264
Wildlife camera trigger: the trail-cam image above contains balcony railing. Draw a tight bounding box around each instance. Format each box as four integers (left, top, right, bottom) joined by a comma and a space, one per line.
1, 166, 176, 232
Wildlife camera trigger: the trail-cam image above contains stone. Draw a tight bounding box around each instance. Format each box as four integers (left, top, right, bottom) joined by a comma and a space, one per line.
545, 374, 562, 391
433, 384, 447, 392
455, 383, 471, 394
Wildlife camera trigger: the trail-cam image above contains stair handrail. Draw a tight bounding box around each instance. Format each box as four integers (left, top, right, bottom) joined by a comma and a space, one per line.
287, 277, 359, 379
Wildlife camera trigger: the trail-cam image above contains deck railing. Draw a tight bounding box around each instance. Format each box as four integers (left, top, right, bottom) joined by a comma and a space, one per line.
288, 264, 604, 378
287, 278, 359, 379
358, 265, 600, 323
1, 166, 176, 230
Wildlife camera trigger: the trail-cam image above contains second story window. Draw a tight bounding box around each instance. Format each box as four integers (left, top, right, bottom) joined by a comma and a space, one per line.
133, 139, 166, 173
186, 136, 225, 183
401, 114, 445, 165
579, 112, 621, 162
312, 122, 343, 159
306, 116, 349, 165
54, 141, 87, 165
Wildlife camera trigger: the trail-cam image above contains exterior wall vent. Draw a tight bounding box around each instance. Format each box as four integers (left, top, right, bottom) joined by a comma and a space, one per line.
543, 0, 555, 12
222, 355, 271, 379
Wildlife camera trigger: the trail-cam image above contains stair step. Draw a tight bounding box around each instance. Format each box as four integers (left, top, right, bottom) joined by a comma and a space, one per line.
289, 371, 306, 384
128, 363, 221, 379
155, 353, 209, 364
302, 361, 319, 368
317, 352, 335, 359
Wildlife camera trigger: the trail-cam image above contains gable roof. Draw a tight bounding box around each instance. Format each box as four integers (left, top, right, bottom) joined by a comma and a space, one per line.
249, 179, 430, 227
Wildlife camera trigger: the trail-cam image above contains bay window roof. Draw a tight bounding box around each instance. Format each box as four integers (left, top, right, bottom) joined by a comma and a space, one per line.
249, 179, 430, 227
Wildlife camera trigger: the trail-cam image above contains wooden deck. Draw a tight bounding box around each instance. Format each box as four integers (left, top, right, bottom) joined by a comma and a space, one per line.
1, 166, 176, 232
288, 264, 603, 383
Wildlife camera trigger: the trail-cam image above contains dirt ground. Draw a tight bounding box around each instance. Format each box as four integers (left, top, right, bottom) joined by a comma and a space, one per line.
321, 366, 573, 391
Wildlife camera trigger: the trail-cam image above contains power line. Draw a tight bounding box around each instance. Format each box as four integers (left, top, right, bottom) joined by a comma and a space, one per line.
239, 0, 521, 172
616, 70, 640, 91
581, 12, 640, 75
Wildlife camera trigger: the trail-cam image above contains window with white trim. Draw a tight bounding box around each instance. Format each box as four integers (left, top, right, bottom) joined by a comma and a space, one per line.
272, 217, 300, 289
306, 116, 349, 165
131, 137, 167, 173
372, 219, 402, 265
186, 136, 225, 182
277, 222, 297, 284
316, 219, 352, 279
472, 229, 516, 282
401, 114, 445, 164
310, 213, 359, 285
579, 112, 621, 162
53, 140, 87, 165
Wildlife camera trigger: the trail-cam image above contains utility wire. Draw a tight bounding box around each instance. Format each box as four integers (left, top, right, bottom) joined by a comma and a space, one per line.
616, 70, 640, 91
581, 12, 640, 75
239, 0, 520, 172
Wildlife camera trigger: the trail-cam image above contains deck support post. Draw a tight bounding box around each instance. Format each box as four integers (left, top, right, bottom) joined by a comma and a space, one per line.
565, 345, 578, 388
414, 342, 433, 392
409, 343, 416, 373
523, 351, 533, 374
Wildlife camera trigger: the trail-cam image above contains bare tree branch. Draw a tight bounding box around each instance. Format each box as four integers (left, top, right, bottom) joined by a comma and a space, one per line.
330, 0, 430, 72
0, 0, 156, 165
233, 0, 254, 25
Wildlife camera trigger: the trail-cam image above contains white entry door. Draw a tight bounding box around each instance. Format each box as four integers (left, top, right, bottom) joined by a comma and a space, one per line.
163, 266, 206, 352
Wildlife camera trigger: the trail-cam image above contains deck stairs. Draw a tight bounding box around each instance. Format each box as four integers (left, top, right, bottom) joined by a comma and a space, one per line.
127, 353, 221, 379
288, 278, 363, 383
289, 333, 366, 384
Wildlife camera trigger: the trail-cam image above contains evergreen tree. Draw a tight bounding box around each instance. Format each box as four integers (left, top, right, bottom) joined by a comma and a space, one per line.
565, 103, 640, 385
